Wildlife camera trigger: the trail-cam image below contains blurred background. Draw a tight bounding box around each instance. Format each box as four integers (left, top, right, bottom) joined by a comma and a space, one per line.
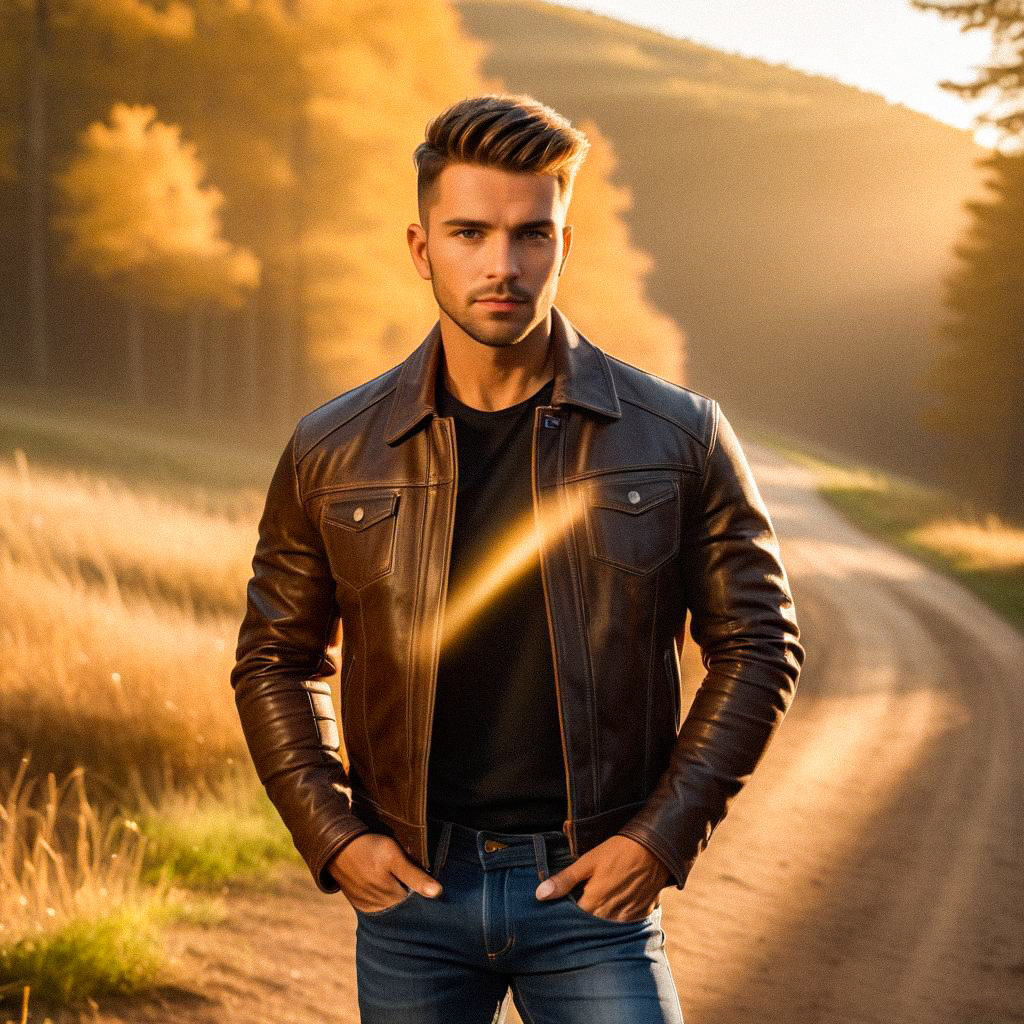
2, 0, 1021, 515
0, 1, 1021, 1019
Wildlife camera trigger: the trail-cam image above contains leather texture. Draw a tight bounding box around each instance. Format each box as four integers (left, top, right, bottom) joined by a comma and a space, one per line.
230, 305, 805, 894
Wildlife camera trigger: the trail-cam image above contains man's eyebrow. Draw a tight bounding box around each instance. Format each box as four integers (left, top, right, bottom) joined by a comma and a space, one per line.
440, 218, 557, 230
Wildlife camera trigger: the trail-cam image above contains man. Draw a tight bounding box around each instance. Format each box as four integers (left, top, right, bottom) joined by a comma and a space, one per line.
231, 93, 804, 1022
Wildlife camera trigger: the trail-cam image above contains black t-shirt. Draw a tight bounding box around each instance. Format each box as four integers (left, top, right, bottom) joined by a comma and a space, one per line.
426, 371, 568, 833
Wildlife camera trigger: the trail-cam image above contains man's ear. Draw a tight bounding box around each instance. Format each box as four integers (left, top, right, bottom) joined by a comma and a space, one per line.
559, 223, 573, 276
407, 223, 431, 281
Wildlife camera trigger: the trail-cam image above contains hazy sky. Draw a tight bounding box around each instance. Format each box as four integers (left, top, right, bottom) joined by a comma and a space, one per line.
551, 1, 1000, 147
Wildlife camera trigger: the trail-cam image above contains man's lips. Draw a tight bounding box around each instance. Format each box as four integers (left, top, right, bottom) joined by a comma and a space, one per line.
475, 297, 528, 310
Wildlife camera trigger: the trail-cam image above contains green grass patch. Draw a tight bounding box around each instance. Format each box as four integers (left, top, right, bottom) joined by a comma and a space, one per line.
0, 888, 227, 1008
742, 421, 1024, 634
0, 898, 170, 1005
137, 783, 300, 889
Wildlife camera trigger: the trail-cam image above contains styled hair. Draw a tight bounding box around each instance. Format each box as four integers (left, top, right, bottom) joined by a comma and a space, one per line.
413, 93, 591, 228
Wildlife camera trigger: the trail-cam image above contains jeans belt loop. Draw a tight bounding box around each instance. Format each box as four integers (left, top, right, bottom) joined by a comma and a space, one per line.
533, 832, 550, 882
431, 821, 453, 878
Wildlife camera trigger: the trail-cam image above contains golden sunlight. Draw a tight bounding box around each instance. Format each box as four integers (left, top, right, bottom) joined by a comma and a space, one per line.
433, 482, 588, 656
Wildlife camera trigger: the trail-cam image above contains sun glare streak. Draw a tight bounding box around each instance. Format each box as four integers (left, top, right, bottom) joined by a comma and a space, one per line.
423, 482, 588, 662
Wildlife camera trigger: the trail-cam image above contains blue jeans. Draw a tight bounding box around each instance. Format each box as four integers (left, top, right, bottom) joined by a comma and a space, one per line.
354, 816, 684, 1022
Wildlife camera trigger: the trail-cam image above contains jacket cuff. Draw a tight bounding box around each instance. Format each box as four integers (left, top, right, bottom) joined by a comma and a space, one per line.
615, 822, 695, 892
310, 816, 373, 894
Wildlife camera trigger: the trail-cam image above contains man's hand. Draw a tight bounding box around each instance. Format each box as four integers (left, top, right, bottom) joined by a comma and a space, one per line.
535, 835, 671, 922
327, 833, 442, 913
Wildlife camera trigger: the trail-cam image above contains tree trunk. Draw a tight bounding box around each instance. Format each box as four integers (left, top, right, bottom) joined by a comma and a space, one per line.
242, 290, 260, 419
185, 304, 203, 417
999, 382, 1024, 520
126, 294, 145, 407
26, 0, 50, 388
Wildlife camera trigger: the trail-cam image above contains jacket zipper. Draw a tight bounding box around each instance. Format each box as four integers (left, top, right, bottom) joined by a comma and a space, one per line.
418, 416, 459, 870
532, 405, 577, 857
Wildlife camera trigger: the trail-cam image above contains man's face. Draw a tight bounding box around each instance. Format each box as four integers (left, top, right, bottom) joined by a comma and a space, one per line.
408, 162, 573, 348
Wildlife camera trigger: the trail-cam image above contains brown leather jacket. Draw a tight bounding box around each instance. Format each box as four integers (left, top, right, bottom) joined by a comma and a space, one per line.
231, 305, 804, 895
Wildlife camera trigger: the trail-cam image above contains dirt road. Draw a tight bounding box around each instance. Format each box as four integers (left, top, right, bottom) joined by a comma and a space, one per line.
42, 443, 1024, 1024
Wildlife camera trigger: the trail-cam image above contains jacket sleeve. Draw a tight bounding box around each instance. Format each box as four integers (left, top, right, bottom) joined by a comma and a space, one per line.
617, 402, 805, 890
230, 425, 370, 894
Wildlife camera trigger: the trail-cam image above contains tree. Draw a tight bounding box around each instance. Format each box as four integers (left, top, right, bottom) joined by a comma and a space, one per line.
911, 1, 1024, 515
919, 150, 1024, 513
51, 101, 259, 408
910, 1, 1024, 148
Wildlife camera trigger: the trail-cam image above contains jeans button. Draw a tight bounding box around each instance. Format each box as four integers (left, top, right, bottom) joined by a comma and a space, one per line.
483, 839, 507, 853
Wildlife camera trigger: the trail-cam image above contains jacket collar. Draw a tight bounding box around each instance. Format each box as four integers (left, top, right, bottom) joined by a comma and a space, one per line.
383, 304, 622, 446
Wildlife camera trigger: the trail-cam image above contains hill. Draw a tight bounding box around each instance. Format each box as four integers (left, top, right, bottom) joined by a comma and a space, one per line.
453, 0, 991, 486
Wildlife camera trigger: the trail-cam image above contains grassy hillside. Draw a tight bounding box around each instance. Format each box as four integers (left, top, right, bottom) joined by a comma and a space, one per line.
454, 0, 990, 491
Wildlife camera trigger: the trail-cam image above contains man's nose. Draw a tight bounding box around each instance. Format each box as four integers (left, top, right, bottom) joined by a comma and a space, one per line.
484, 234, 521, 278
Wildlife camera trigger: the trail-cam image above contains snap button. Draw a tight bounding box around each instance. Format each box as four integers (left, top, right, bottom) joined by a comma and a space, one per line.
483, 839, 507, 853
352, 506, 364, 522
627, 489, 641, 504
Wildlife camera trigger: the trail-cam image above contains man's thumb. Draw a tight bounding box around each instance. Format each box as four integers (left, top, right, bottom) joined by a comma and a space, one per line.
397, 864, 442, 898
536, 866, 577, 900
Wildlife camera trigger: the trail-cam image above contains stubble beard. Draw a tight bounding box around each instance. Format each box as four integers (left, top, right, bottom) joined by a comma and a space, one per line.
430, 274, 534, 351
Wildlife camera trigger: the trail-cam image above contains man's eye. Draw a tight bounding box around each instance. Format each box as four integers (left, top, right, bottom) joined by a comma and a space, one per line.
456, 229, 481, 238
523, 230, 549, 239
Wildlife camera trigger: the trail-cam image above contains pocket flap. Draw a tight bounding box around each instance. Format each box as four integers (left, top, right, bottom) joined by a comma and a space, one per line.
587, 480, 675, 516
323, 492, 399, 532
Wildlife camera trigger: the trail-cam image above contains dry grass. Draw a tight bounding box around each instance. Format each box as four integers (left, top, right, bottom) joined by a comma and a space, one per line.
0, 756, 180, 1005
0, 439, 309, 1005
909, 514, 1024, 573
0, 757, 157, 946
0, 448, 265, 797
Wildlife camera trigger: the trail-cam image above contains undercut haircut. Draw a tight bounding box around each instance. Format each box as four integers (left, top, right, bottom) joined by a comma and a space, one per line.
412, 93, 591, 229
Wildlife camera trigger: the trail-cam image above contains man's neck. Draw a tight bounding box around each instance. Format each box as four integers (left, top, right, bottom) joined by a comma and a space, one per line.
438, 309, 555, 412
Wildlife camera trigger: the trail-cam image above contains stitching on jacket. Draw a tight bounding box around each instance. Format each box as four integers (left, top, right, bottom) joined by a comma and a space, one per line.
289, 427, 318, 538
290, 425, 341, 691
563, 463, 701, 484
603, 351, 716, 404
619, 394, 710, 447
642, 569, 661, 793
352, 791, 421, 829
356, 589, 379, 803
590, 338, 621, 415
570, 797, 649, 824
406, 428, 431, 823
561, 430, 602, 813
304, 478, 444, 503
703, 401, 721, 477
295, 378, 401, 463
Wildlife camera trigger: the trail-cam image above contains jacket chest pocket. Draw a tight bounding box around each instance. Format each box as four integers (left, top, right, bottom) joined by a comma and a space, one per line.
320, 491, 401, 591
583, 476, 680, 575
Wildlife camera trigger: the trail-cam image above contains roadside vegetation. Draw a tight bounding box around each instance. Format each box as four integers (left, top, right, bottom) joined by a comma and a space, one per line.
0, 412, 313, 1013
745, 423, 1024, 634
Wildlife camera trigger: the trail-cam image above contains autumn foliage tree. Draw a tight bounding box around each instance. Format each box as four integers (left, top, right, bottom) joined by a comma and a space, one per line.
52, 101, 260, 407
0, 0, 686, 430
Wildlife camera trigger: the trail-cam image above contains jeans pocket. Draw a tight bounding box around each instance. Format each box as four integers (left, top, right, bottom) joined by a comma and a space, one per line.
354, 885, 418, 918
562, 881, 660, 926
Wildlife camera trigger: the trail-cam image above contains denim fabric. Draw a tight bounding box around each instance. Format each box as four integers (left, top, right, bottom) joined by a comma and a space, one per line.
354, 817, 684, 1023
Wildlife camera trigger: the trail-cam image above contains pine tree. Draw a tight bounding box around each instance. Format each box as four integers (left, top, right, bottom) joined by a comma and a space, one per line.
910, 2, 1024, 144
911, 2, 1024, 515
